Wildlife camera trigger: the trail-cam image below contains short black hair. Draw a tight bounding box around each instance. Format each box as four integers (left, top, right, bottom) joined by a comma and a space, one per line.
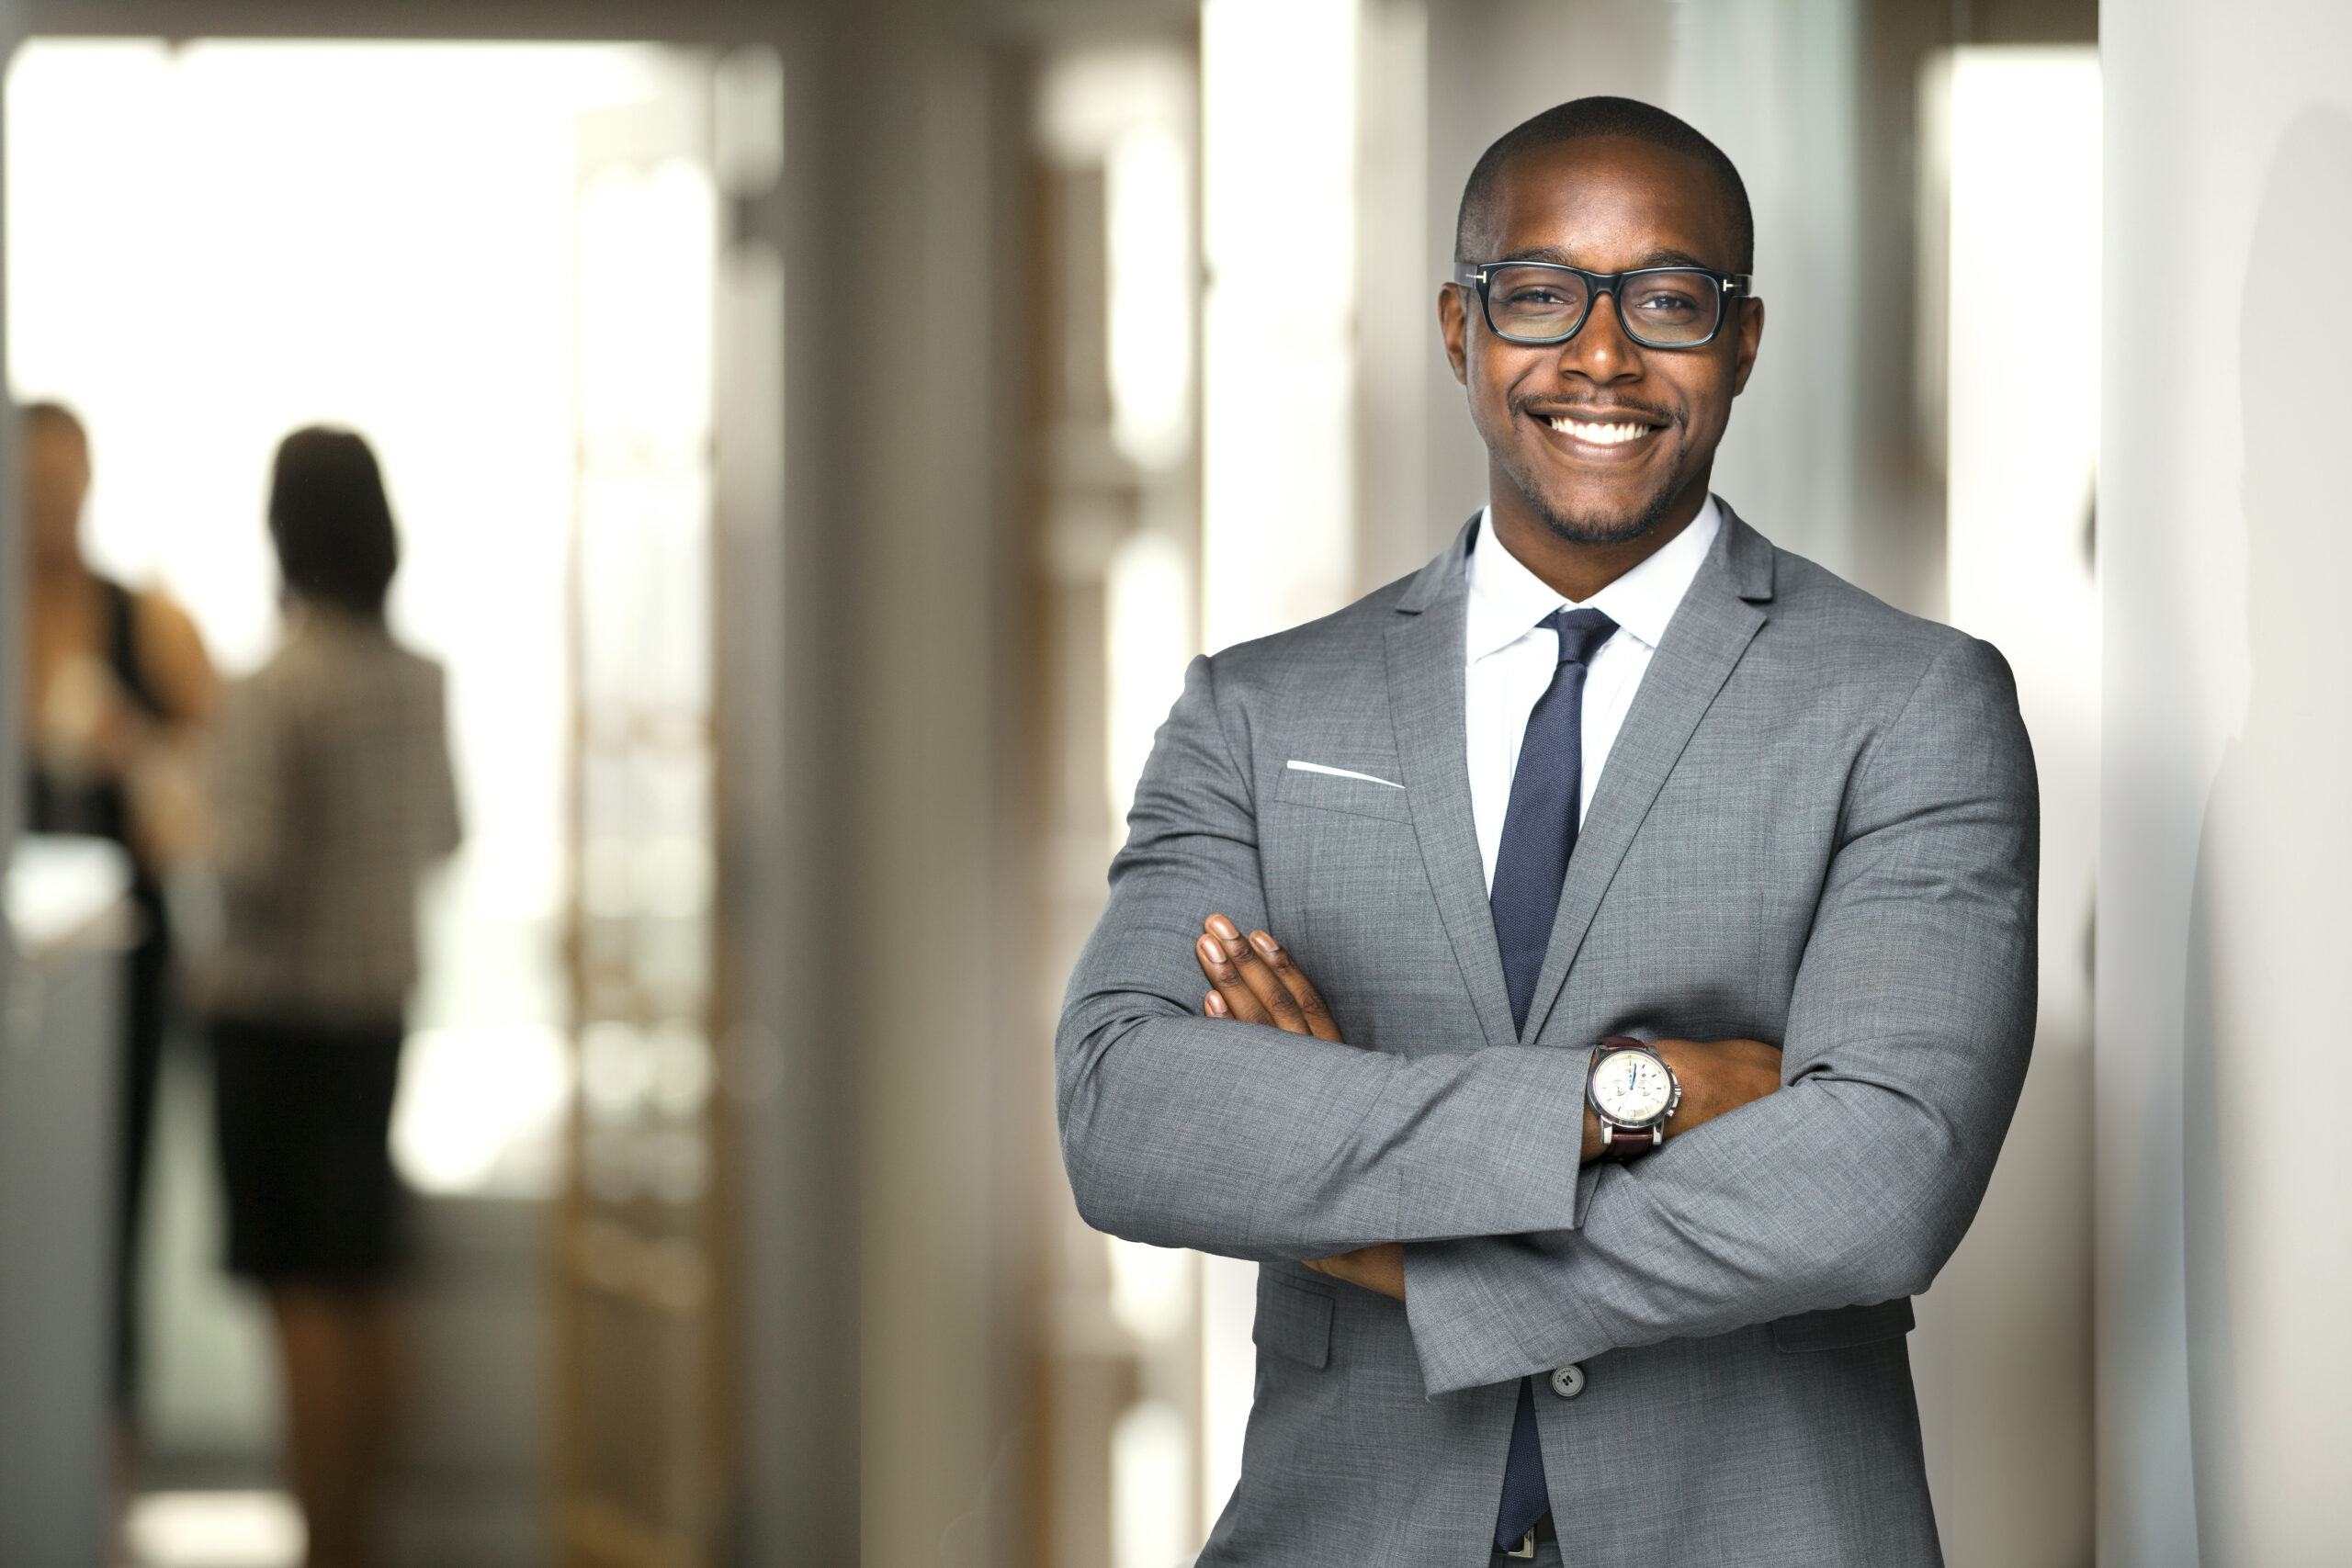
1454, 96, 1754, 274
267, 426, 399, 618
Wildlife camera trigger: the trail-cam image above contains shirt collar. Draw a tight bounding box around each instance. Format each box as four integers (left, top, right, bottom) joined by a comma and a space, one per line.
1464, 495, 1722, 663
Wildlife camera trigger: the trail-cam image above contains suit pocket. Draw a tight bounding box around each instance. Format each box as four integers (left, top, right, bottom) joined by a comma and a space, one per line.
1770, 1296, 1915, 1353
1273, 762, 1413, 824
1253, 1271, 1335, 1370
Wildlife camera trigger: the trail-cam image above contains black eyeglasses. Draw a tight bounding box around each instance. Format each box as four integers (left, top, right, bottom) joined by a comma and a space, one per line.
1452, 260, 1750, 348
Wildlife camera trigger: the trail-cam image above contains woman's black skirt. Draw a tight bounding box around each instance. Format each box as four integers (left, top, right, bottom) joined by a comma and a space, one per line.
209, 1015, 409, 1283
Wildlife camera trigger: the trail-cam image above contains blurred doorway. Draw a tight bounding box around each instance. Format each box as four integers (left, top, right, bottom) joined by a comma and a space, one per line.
6, 38, 757, 1567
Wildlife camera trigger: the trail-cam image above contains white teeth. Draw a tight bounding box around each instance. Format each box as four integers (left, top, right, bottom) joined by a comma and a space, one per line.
1547, 416, 1654, 446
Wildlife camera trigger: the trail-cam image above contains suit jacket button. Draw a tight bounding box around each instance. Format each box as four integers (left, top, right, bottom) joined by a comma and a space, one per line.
1549, 1364, 1586, 1400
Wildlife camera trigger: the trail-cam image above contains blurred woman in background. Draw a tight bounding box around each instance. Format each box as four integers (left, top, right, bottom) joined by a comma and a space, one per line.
18, 400, 217, 1449
205, 427, 459, 1568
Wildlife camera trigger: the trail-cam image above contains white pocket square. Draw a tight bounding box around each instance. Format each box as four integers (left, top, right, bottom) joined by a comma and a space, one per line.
1285, 759, 1404, 790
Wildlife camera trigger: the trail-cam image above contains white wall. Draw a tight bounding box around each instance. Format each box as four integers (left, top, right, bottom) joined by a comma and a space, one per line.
2100, 4, 2352, 1563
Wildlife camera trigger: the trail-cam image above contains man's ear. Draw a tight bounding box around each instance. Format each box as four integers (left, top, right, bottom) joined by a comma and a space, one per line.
1730, 296, 1764, 396
1440, 283, 1470, 386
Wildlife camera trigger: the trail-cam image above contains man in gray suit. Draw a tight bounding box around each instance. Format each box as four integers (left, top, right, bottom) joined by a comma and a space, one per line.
1057, 96, 2036, 1567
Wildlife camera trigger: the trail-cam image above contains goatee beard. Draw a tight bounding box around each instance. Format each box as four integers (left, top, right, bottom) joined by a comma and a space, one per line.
1503, 463, 1687, 547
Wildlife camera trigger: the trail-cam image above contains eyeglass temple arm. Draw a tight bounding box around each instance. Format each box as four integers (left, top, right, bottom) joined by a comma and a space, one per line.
1450, 262, 1753, 292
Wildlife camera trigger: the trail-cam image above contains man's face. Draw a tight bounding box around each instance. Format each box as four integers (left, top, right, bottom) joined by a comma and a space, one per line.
1442, 137, 1762, 547
23, 423, 90, 572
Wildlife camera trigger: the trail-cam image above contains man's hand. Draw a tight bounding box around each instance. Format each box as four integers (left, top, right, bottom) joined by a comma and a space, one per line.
1193, 914, 1347, 1043
1644, 1036, 1784, 1149
1305, 1243, 1406, 1300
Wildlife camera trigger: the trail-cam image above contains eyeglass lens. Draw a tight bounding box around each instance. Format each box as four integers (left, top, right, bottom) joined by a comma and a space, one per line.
1484, 265, 1723, 346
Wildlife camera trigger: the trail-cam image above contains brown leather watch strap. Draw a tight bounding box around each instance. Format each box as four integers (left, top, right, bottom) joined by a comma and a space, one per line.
1602, 1126, 1657, 1161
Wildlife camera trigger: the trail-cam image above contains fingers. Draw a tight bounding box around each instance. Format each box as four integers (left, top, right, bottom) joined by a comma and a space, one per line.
1193, 914, 1347, 1042
1200, 915, 1316, 1035
1245, 927, 1345, 1043
1195, 923, 1281, 1027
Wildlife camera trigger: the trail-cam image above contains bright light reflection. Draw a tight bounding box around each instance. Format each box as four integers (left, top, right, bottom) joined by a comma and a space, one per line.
1108, 123, 1193, 470
1105, 1235, 1194, 1344
1200, 0, 1359, 654
1941, 46, 2099, 1031
1105, 531, 1193, 830
391, 1025, 573, 1197
1198, 1251, 1256, 1533
123, 1490, 302, 1568
579, 157, 717, 457
1111, 1398, 1193, 1568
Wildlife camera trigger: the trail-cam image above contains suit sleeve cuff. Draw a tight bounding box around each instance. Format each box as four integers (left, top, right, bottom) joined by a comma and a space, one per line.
1401, 1235, 1615, 1397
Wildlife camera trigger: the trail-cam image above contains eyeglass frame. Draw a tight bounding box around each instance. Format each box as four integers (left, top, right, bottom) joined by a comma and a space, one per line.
1450, 260, 1753, 349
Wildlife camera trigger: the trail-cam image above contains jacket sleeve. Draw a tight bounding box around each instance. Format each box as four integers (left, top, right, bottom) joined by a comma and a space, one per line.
1057, 651, 1596, 1260
413, 660, 463, 866
207, 677, 289, 920
1400, 636, 2040, 1394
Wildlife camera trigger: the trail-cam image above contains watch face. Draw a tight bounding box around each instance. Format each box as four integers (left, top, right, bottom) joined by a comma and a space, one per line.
1593, 1049, 1673, 1124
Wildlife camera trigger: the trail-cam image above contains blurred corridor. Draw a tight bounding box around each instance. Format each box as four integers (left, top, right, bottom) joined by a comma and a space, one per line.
0, 2, 2345, 1568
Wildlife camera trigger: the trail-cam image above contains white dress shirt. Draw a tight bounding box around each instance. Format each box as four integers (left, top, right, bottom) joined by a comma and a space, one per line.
1464, 497, 1721, 891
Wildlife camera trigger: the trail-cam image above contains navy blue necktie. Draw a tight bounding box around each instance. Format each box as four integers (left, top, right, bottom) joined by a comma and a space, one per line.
1487, 604, 1616, 1551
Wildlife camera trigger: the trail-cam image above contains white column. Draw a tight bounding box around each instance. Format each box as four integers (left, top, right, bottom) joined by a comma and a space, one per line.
1665, 0, 1862, 581
2101, 4, 2352, 1563
1200, 0, 1361, 654
1922, 47, 2098, 1568
1195, 5, 1367, 1536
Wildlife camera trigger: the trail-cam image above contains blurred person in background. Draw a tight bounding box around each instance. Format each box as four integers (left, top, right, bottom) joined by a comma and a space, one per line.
204, 427, 459, 1568
18, 400, 218, 1455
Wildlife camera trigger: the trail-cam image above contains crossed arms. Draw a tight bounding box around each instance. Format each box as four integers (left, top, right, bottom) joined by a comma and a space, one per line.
1055, 637, 2038, 1393
1190, 912, 1781, 1301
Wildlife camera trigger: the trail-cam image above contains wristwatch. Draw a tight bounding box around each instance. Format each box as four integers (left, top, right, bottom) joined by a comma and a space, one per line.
1586, 1035, 1680, 1160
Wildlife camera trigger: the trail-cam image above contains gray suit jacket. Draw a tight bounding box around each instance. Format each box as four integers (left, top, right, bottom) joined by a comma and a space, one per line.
1057, 507, 2038, 1567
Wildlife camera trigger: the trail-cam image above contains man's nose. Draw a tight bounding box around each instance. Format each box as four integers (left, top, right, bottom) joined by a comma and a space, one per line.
1554, 290, 1643, 382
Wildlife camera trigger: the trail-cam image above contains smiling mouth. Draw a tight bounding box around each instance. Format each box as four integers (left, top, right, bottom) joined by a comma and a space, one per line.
1545, 414, 1660, 446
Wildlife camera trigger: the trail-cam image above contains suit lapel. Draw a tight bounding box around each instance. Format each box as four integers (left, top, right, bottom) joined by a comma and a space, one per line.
1385, 523, 1519, 1051
1517, 509, 1776, 1045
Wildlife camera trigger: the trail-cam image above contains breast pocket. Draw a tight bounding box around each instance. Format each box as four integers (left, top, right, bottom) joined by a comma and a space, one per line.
1253, 1270, 1335, 1370
1273, 759, 1413, 824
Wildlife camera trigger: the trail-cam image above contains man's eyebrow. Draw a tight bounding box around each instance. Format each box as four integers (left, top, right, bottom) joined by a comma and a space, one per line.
1493, 244, 1724, 270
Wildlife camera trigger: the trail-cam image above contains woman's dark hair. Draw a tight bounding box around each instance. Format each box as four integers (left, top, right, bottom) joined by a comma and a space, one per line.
22, 400, 89, 448
267, 427, 399, 618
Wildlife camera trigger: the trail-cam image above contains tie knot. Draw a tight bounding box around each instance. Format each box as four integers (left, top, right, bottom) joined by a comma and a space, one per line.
1543, 605, 1618, 667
